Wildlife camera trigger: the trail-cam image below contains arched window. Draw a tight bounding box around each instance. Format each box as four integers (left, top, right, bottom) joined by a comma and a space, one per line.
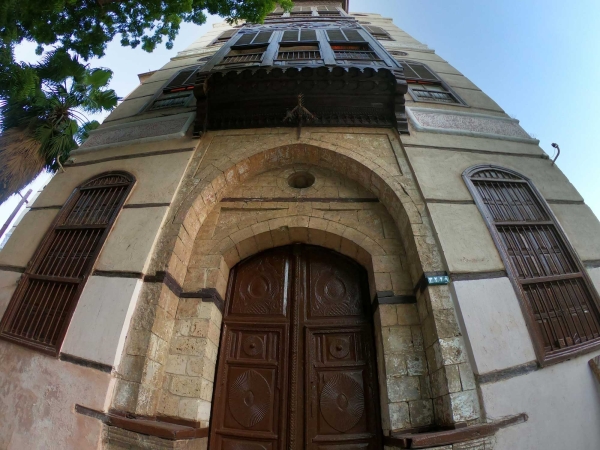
0, 172, 135, 355
463, 165, 600, 364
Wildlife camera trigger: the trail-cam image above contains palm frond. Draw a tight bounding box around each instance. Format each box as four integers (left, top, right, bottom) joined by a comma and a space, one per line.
0, 128, 45, 204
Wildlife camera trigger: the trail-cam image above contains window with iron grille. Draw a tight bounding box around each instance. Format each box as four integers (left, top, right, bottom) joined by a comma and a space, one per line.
363, 25, 394, 41
330, 42, 384, 66
398, 60, 464, 105
276, 45, 322, 63
217, 31, 273, 66
0, 172, 135, 355
464, 165, 600, 364
147, 66, 200, 111
276, 29, 321, 63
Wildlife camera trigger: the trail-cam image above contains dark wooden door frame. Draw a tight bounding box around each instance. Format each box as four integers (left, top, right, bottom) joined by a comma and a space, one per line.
209, 244, 382, 449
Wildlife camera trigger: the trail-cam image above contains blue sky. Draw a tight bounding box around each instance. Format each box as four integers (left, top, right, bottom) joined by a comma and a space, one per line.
2, 0, 599, 228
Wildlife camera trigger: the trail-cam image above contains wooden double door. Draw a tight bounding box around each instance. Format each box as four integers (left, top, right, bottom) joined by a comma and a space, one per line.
210, 245, 382, 450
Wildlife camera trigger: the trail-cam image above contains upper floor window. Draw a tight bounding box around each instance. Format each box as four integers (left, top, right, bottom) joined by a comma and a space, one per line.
219, 31, 274, 66
326, 28, 366, 43
399, 60, 464, 105
316, 6, 342, 17
148, 66, 200, 110
0, 173, 135, 355
277, 29, 321, 64
464, 165, 600, 364
290, 5, 314, 17
210, 29, 238, 47
363, 25, 394, 41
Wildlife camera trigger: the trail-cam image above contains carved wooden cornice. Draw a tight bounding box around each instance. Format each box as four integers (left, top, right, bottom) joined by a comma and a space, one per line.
194, 65, 408, 136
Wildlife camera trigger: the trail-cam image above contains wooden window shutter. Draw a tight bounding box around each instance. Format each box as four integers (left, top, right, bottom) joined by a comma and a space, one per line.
399, 62, 420, 79
280, 30, 316, 43
282, 29, 300, 42
163, 66, 200, 92
464, 165, 600, 363
236, 31, 272, 46
326, 29, 346, 42
327, 28, 365, 42
218, 29, 237, 40
252, 31, 273, 45
0, 172, 135, 355
211, 28, 238, 45
364, 25, 385, 35
235, 32, 257, 46
399, 61, 438, 81
343, 28, 365, 42
300, 30, 317, 42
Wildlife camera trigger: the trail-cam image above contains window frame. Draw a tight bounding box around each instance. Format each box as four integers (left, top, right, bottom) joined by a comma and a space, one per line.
0, 172, 135, 356
362, 25, 394, 41
144, 65, 203, 112
208, 28, 239, 47
463, 164, 600, 365
398, 60, 466, 106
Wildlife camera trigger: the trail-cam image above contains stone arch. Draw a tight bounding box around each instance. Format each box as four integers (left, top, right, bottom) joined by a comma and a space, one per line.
111, 139, 478, 434
184, 215, 409, 303
153, 143, 442, 288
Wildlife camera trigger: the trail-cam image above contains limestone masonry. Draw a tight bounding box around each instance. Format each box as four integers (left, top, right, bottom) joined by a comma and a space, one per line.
1, 2, 599, 449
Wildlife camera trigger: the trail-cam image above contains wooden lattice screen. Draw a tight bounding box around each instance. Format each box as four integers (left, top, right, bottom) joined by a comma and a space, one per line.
464, 165, 600, 363
0, 172, 134, 355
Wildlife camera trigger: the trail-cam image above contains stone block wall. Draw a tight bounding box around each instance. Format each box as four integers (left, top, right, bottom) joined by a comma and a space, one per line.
114, 128, 482, 435
158, 300, 221, 426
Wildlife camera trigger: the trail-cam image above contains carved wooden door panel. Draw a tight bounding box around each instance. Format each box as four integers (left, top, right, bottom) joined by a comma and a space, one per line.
210, 245, 381, 450
303, 246, 381, 450
210, 246, 292, 450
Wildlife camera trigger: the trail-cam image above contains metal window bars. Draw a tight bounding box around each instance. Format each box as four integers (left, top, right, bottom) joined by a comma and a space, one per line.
0, 173, 134, 354
466, 167, 600, 361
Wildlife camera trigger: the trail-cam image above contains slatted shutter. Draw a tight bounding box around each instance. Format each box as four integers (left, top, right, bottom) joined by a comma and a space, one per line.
363, 25, 393, 40
148, 66, 200, 111
281, 29, 317, 42
163, 66, 200, 92
398, 61, 438, 81
0, 172, 135, 355
326, 28, 366, 42
282, 29, 299, 42
235, 33, 257, 46
252, 31, 273, 45
211, 29, 238, 46
343, 29, 365, 42
235, 31, 273, 46
301, 30, 317, 42
464, 165, 600, 362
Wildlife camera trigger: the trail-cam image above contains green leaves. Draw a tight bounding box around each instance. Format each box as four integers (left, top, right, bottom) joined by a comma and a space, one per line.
2, 0, 292, 66
1, 49, 118, 176
84, 68, 112, 89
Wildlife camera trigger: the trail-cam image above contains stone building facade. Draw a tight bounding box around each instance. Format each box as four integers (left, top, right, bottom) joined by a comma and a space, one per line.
1, 1, 600, 449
